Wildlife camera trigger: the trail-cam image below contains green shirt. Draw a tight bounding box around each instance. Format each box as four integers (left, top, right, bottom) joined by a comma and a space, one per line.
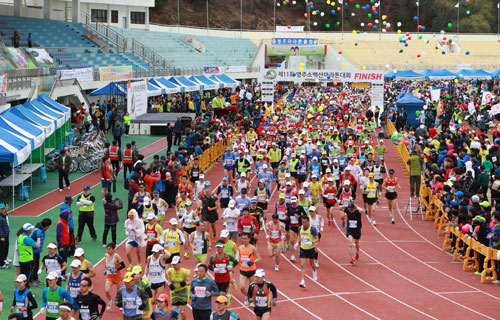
477, 172, 489, 187
45, 287, 65, 318
123, 115, 131, 126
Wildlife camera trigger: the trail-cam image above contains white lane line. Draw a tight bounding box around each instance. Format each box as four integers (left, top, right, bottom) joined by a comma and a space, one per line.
437, 291, 481, 295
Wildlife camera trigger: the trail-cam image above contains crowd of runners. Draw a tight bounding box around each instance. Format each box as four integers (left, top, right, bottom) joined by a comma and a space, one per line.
1, 82, 466, 320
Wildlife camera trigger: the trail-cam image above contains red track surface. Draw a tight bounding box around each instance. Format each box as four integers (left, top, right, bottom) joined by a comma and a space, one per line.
35, 138, 500, 319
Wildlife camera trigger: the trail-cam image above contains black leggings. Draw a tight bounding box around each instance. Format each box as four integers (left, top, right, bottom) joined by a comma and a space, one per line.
20, 260, 33, 280
103, 224, 117, 245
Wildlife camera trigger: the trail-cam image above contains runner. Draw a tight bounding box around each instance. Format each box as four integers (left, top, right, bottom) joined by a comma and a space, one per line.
382, 169, 400, 224
308, 206, 324, 268
254, 180, 271, 212
222, 200, 240, 241
297, 215, 319, 288
114, 272, 149, 320
152, 191, 168, 227
344, 203, 363, 264
274, 193, 289, 251
190, 264, 219, 320
152, 293, 180, 320
190, 222, 212, 264
365, 173, 380, 226
236, 233, 261, 298
40, 272, 73, 320
72, 277, 106, 320
210, 295, 239, 320
208, 240, 238, 298
104, 242, 125, 311
222, 147, 236, 184
246, 269, 277, 320
145, 244, 171, 302
337, 180, 354, 227
322, 178, 337, 226
201, 188, 219, 241
124, 209, 146, 267
160, 218, 185, 265
264, 214, 286, 272
10, 274, 37, 320
216, 177, 233, 210
237, 208, 259, 245
66, 260, 84, 303
74, 248, 96, 279
131, 265, 154, 320
145, 213, 164, 259
287, 196, 306, 262
166, 256, 191, 320
39, 242, 67, 286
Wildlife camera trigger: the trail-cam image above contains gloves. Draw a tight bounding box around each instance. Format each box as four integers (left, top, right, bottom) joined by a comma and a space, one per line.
37, 268, 42, 275
294, 242, 299, 250
272, 299, 277, 307
247, 261, 253, 267
40, 307, 46, 314
227, 265, 233, 271
266, 235, 270, 240
180, 281, 186, 287
169, 283, 175, 291
205, 290, 212, 297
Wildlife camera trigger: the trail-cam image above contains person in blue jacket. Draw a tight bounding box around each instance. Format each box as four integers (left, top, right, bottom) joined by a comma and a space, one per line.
190, 264, 219, 320
30, 218, 52, 285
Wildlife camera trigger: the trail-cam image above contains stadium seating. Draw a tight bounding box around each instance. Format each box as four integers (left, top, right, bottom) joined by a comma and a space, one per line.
113, 28, 256, 69
329, 40, 500, 71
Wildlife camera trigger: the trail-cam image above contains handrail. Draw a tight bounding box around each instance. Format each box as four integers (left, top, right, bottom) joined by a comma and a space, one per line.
130, 39, 174, 73
250, 39, 263, 68
49, 78, 91, 107
80, 11, 126, 52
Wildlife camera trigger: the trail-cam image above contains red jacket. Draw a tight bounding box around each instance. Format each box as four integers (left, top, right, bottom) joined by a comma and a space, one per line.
238, 215, 259, 234
101, 163, 111, 180
144, 172, 161, 195
56, 217, 69, 246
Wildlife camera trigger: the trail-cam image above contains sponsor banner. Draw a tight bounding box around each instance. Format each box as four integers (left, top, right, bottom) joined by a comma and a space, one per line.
482, 91, 495, 105
266, 44, 326, 56
261, 80, 274, 102
4, 47, 37, 69
271, 38, 318, 45
203, 67, 220, 74
225, 66, 247, 73
0, 73, 7, 93
99, 65, 133, 81
430, 89, 441, 102
262, 69, 384, 84
371, 83, 384, 110
59, 67, 94, 82
455, 64, 472, 70
276, 26, 304, 32
127, 80, 147, 119
25, 48, 55, 68
489, 103, 500, 116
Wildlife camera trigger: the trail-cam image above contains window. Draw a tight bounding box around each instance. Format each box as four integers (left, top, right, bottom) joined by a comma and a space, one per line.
91, 9, 107, 23
111, 10, 118, 23
130, 11, 145, 24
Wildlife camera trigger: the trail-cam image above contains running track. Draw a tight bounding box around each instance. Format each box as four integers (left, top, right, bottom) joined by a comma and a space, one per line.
33, 137, 499, 319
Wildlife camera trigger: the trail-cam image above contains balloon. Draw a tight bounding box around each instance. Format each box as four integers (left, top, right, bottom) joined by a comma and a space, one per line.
397, 133, 402, 138
448, 23, 452, 28
333, 81, 338, 85
446, 94, 450, 99
397, 22, 402, 27
299, 68, 303, 72
307, 114, 312, 119
461, 224, 470, 234
355, 42, 358, 46
413, 16, 418, 21
442, 51, 446, 55
326, 24, 330, 28
331, 9, 336, 14
399, 49, 404, 53
300, 63, 304, 67
454, 79, 458, 83
362, 66, 366, 70
388, 115, 393, 120
416, 111, 420, 115
466, 10, 470, 15
338, 50, 343, 54
423, 105, 428, 110
356, 4, 360, 8
313, 22, 318, 26
304, 13, 308, 18
273, 116, 278, 121
465, 51, 470, 55
404, 140, 410, 146
342, 63, 346, 67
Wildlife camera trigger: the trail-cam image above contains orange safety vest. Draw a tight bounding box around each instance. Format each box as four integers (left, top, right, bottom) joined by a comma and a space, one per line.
123, 148, 134, 164
109, 146, 120, 161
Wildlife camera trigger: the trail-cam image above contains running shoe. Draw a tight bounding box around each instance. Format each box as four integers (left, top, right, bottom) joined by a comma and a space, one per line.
35, 280, 44, 285
312, 271, 318, 281
391, 218, 395, 224
30, 281, 39, 287
184, 252, 189, 258
285, 243, 289, 251
275, 265, 279, 272
474, 271, 481, 275
364, 210, 368, 215
367, 216, 372, 224
372, 219, 377, 226
341, 221, 345, 228
355, 252, 359, 260
231, 280, 238, 291
492, 280, 500, 284
327, 221, 331, 226
102, 244, 107, 248
314, 260, 319, 268
107, 302, 112, 311
350, 259, 355, 265
244, 298, 250, 306
299, 280, 306, 288
291, 255, 296, 262
226, 293, 232, 307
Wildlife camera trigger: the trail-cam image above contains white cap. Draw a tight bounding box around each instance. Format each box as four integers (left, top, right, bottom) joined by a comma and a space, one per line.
228, 199, 236, 207
291, 196, 298, 202
313, 157, 318, 161
262, 164, 268, 169
303, 182, 309, 187
240, 172, 246, 177
326, 168, 331, 173
285, 173, 291, 178
15, 274, 28, 282
309, 206, 317, 212
47, 242, 57, 249
220, 229, 230, 238
147, 212, 156, 220
286, 181, 292, 186
169, 218, 178, 225
143, 197, 150, 206
327, 177, 334, 182
311, 174, 317, 179
255, 269, 266, 277
46, 271, 59, 280
171, 256, 181, 264
23, 223, 34, 231
343, 180, 351, 186
71, 259, 82, 268
152, 244, 164, 253
200, 174, 205, 179
74, 248, 85, 257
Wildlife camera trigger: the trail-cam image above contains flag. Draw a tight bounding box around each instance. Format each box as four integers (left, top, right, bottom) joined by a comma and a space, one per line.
455, 2, 459, 8
482, 91, 494, 105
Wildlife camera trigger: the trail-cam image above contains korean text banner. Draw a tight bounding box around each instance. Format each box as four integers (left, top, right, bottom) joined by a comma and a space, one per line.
262, 69, 385, 84
127, 80, 147, 119
266, 45, 326, 57
59, 67, 94, 82
99, 66, 133, 81
276, 26, 304, 32
271, 38, 318, 45
4, 47, 37, 69
203, 67, 220, 74
25, 48, 54, 68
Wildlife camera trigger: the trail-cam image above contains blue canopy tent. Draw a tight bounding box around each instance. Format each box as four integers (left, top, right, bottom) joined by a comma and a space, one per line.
456, 69, 492, 80
394, 70, 424, 78
384, 72, 396, 79
396, 93, 425, 127
0, 112, 45, 163
147, 82, 163, 97
10, 104, 56, 150
168, 76, 200, 92
37, 95, 72, 132
209, 74, 240, 88
189, 75, 220, 90
420, 69, 457, 80
90, 81, 127, 96
149, 78, 180, 94
26, 100, 66, 148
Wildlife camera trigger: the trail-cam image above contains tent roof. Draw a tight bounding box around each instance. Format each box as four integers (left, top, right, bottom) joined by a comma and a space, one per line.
396, 93, 425, 107
420, 69, 457, 79
37, 95, 71, 121
209, 74, 240, 88
384, 72, 395, 79
0, 115, 45, 149
189, 75, 220, 90
25, 101, 65, 129
395, 70, 423, 78
90, 81, 127, 96
168, 76, 200, 92
456, 69, 492, 79
10, 104, 55, 136
0, 125, 31, 165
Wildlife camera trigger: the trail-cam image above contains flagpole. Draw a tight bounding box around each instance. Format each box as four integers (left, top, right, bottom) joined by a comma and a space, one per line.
416, 1, 419, 35
456, 2, 460, 39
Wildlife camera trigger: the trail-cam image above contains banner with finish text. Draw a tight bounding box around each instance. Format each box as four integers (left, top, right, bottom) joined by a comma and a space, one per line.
99, 66, 133, 81
262, 69, 384, 84
127, 80, 147, 119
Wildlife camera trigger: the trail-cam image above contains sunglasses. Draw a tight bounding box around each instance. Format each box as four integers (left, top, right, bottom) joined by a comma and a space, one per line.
80, 284, 89, 287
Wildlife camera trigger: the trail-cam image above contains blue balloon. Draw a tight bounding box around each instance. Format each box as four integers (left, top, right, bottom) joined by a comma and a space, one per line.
327, 75, 331, 79
293, 73, 297, 76
405, 43, 408, 47
278, 64, 281, 67
414, 16, 418, 21
403, 40, 407, 43
472, 80, 477, 84
310, 5, 314, 9
345, 2, 348, 6
331, 9, 336, 14
465, 51, 470, 55
373, 11, 378, 15
455, 124, 458, 128
422, 26, 426, 31
445, 86, 449, 91
373, 25, 377, 30
391, 108, 396, 112
388, 115, 393, 120
442, 51, 446, 55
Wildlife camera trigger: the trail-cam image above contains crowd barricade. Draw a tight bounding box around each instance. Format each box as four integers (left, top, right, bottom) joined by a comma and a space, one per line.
388, 120, 499, 284
182, 138, 229, 176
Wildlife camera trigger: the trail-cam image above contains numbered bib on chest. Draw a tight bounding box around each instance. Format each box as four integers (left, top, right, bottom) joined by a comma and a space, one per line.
255, 296, 268, 308
290, 216, 298, 224
47, 301, 59, 313
194, 286, 207, 298
387, 186, 395, 192
348, 220, 358, 228
278, 211, 286, 220
243, 225, 252, 233
214, 263, 227, 274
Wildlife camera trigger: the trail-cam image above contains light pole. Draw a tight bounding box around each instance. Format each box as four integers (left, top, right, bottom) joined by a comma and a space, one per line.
341, 0, 344, 39
177, 0, 180, 25
206, 0, 209, 30
273, 0, 276, 31
307, 2, 311, 32
456, 1, 460, 39
497, 2, 499, 37
240, 0, 243, 30
416, 1, 419, 34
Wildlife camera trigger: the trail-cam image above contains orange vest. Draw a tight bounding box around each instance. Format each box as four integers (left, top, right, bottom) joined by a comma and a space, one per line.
239, 245, 257, 272
123, 148, 133, 164
109, 146, 120, 161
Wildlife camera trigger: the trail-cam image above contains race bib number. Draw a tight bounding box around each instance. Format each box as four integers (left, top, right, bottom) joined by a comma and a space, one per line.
214, 263, 226, 274
348, 220, 358, 228
290, 216, 298, 224
243, 225, 251, 233
301, 235, 312, 246
258, 194, 266, 201
387, 186, 395, 192
368, 189, 375, 196
124, 297, 136, 309
225, 159, 233, 165
241, 257, 250, 267
166, 240, 176, 247
327, 194, 334, 199
194, 286, 207, 298
271, 230, 280, 239
47, 301, 59, 313
278, 211, 286, 220
80, 308, 91, 320
255, 296, 268, 308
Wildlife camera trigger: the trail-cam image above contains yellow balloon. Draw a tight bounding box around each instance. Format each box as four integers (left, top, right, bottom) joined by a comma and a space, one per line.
319, 107, 324, 111
273, 116, 278, 121
307, 114, 313, 119
300, 63, 304, 67
352, 30, 357, 34
309, 107, 314, 112
342, 63, 346, 67
326, 0, 330, 4
454, 79, 458, 83
397, 30, 401, 34
299, 68, 303, 72
325, 34, 329, 38
382, 15, 387, 20
331, 2, 335, 6
325, 96, 328, 99
312, 11, 316, 15
362, 66, 366, 70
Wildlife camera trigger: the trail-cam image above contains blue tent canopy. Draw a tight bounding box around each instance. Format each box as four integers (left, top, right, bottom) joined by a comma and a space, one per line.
210, 74, 240, 88
168, 76, 200, 92
0, 112, 45, 149
384, 72, 395, 79
456, 69, 492, 80
491, 70, 500, 79
147, 82, 163, 97
10, 104, 55, 136
90, 81, 127, 96
150, 78, 180, 94
37, 95, 71, 121
420, 69, 457, 80
189, 75, 220, 90
26, 100, 65, 129
396, 93, 425, 127
0, 125, 31, 165
394, 70, 423, 78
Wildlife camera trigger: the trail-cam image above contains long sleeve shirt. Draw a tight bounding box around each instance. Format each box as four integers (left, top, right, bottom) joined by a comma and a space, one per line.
190, 277, 219, 310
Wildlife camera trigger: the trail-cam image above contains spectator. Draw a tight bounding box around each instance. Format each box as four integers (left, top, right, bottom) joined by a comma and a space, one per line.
174, 119, 183, 145
17, 223, 40, 282
0, 203, 9, 269
166, 123, 174, 152
102, 192, 123, 247
11, 31, 20, 48
123, 112, 131, 137
56, 150, 72, 192
112, 120, 124, 148
27, 33, 32, 48
75, 186, 97, 243
30, 218, 52, 285
56, 210, 71, 262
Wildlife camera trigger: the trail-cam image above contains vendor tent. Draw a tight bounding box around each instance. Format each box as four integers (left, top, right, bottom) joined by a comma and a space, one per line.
149, 78, 180, 94
26, 100, 67, 148
10, 104, 56, 149
0, 112, 45, 163
168, 76, 200, 92
384, 72, 396, 79
147, 82, 163, 97
394, 70, 424, 78
396, 93, 425, 127
456, 69, 492, 80
189, 75, 220, 90
37, 95, 72, 130
420, 69, 457, 80
209, 74, 240, 88
491, 70, 500, 79
90, 81, 127, 96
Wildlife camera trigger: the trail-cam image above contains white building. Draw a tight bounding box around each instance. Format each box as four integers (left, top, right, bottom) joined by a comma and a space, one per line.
0, 0, 154, 29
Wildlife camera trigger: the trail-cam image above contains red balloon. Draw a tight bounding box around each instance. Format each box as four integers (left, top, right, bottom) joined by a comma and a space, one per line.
304, 13, 308, 18
338, 50, 342, 54
417, 54, 421, 58
443, 37, 447, 40
368, 23, 373, 27
385, 26, 390, 30
404, 140, 410, 146
372, 5, 376, 11
461, 224, 470, 234
418, 25, 422, 30
406, 32, 410, 36
287, 25, 291, 29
